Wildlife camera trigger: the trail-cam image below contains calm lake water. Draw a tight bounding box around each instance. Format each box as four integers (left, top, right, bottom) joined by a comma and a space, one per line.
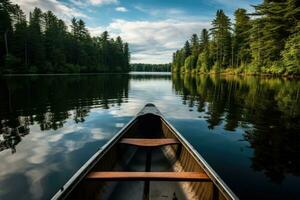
0, 72, 299, 200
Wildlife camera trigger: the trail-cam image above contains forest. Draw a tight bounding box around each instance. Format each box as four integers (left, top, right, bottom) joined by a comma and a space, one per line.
172, 0, 300, 76
130, 63, 171, 72
0, 0, 130, 74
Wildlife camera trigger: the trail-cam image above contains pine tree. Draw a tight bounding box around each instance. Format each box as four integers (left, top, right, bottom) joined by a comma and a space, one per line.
44, 11, 68, 72
0, 3, 131, 74
197, 29, 211, 72
210, 10, 232, 68
184, 41, 191, 58
282, 23, 300, 75
28, 7, 45, 71
0, 0, 14, 62
249, 18, 265, 71
200, 29, 209, 50
12, 5, 28, 72
252, 0, 290, 65
233, 9, 251, 67
123, 43, 130, 71
190, 34, 200, 56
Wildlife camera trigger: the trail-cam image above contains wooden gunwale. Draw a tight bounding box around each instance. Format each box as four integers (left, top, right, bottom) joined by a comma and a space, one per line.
51, 104, 239, 200
160, 118, 238, 200
51, 117, 138, 200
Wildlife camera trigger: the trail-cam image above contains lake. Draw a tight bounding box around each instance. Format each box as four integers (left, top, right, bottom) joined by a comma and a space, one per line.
0, 73, 299, 200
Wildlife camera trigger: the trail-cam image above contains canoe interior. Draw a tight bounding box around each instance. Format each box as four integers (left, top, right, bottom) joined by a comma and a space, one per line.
64, 113, 229, 200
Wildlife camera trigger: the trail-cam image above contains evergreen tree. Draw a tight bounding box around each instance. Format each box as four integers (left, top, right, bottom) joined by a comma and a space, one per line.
171, 1, 300, 75
249, 19, 264, 71
184, 41, 191, 58
0, 3, 131, 74
44, 11, 67, 72
28, 8, 45, 71
210, 10, 232, 68
0, 0, 14, 68
252, 0, 290, 65
282, 23, 300, 75
11, 5, 28, 72
200, 29, 209, 50
123, 43, 130, 71
198, 29, 211, 72
184, 55, 197, 72
172, 50, 182, 72
233, 9, 251, 67
190, 34, 200, 56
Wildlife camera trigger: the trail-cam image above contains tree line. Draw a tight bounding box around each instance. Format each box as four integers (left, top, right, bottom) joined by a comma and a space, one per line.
130, 63, 171, 72
0, 0, 130, 74
172, 0, 300, 76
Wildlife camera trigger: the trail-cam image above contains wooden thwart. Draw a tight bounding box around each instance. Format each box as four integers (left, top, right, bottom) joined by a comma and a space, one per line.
86, 172, 210, 181
119, 138, 180, 147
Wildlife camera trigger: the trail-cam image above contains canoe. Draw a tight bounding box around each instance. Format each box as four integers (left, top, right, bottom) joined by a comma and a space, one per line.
52, 104, 238, 200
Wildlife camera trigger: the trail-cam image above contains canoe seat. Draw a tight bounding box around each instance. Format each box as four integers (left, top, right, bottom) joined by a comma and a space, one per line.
119, 138, 180, 147
86, 172, 210, 181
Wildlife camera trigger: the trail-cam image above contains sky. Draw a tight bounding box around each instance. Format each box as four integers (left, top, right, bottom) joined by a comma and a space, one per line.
12, 0, 261, 64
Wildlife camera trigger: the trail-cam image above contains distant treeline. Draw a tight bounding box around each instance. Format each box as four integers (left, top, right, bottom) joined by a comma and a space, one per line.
0, 0, 130, 74
172, 1, 300, 76
131, 63, 171, 72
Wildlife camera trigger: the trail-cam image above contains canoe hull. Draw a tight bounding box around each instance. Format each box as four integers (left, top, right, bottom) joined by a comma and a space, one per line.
52, 104, 238, 200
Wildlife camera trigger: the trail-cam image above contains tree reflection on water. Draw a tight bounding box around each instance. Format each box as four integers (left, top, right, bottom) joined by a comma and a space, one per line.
172, 74, 300, 183
0, 74, 130, 153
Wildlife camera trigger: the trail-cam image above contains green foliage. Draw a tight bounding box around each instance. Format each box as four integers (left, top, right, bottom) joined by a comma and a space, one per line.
233, 9, 251, 66
4, 54, 19, 73
64, 64, 80, 73
190, 34, 200, 56
184, 41, 191, 58
184, 55, 197, 72
171, 1, 300, 75
172, 49, 185, 73
0, 0, 14, 68
211, 62, 221, 73
263, 61, 285, 75
200, 29, 209, 50
197, 51, 210, 73
282, 29, 300, 75
211, 10, 232, 68
252, 1, 290, 64
28, 65, 37, 73
0, 1, 130, 74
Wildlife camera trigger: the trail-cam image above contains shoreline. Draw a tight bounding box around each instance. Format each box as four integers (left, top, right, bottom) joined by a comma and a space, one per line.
172, 71, 300, 79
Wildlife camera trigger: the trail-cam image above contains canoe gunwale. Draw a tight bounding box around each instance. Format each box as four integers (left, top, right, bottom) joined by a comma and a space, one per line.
51, 104, 239, 200
51, 116, 138, 200
160, 118, 239, 200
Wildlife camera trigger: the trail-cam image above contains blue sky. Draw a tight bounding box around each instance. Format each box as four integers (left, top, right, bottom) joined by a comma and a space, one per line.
13, 0, 261, 63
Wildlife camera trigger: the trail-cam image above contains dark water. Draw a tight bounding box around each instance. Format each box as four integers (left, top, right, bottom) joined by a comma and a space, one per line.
0, 73, 299, 200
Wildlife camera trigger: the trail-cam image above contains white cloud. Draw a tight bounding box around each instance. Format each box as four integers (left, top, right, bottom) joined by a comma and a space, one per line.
12, 0, 212, 64
88, 19, 211, 64
89, 0, 118, 5
88, 26, 107, 36
115, 6, 128, 12
11, 0, 89, 22
134, 6, 184, 17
